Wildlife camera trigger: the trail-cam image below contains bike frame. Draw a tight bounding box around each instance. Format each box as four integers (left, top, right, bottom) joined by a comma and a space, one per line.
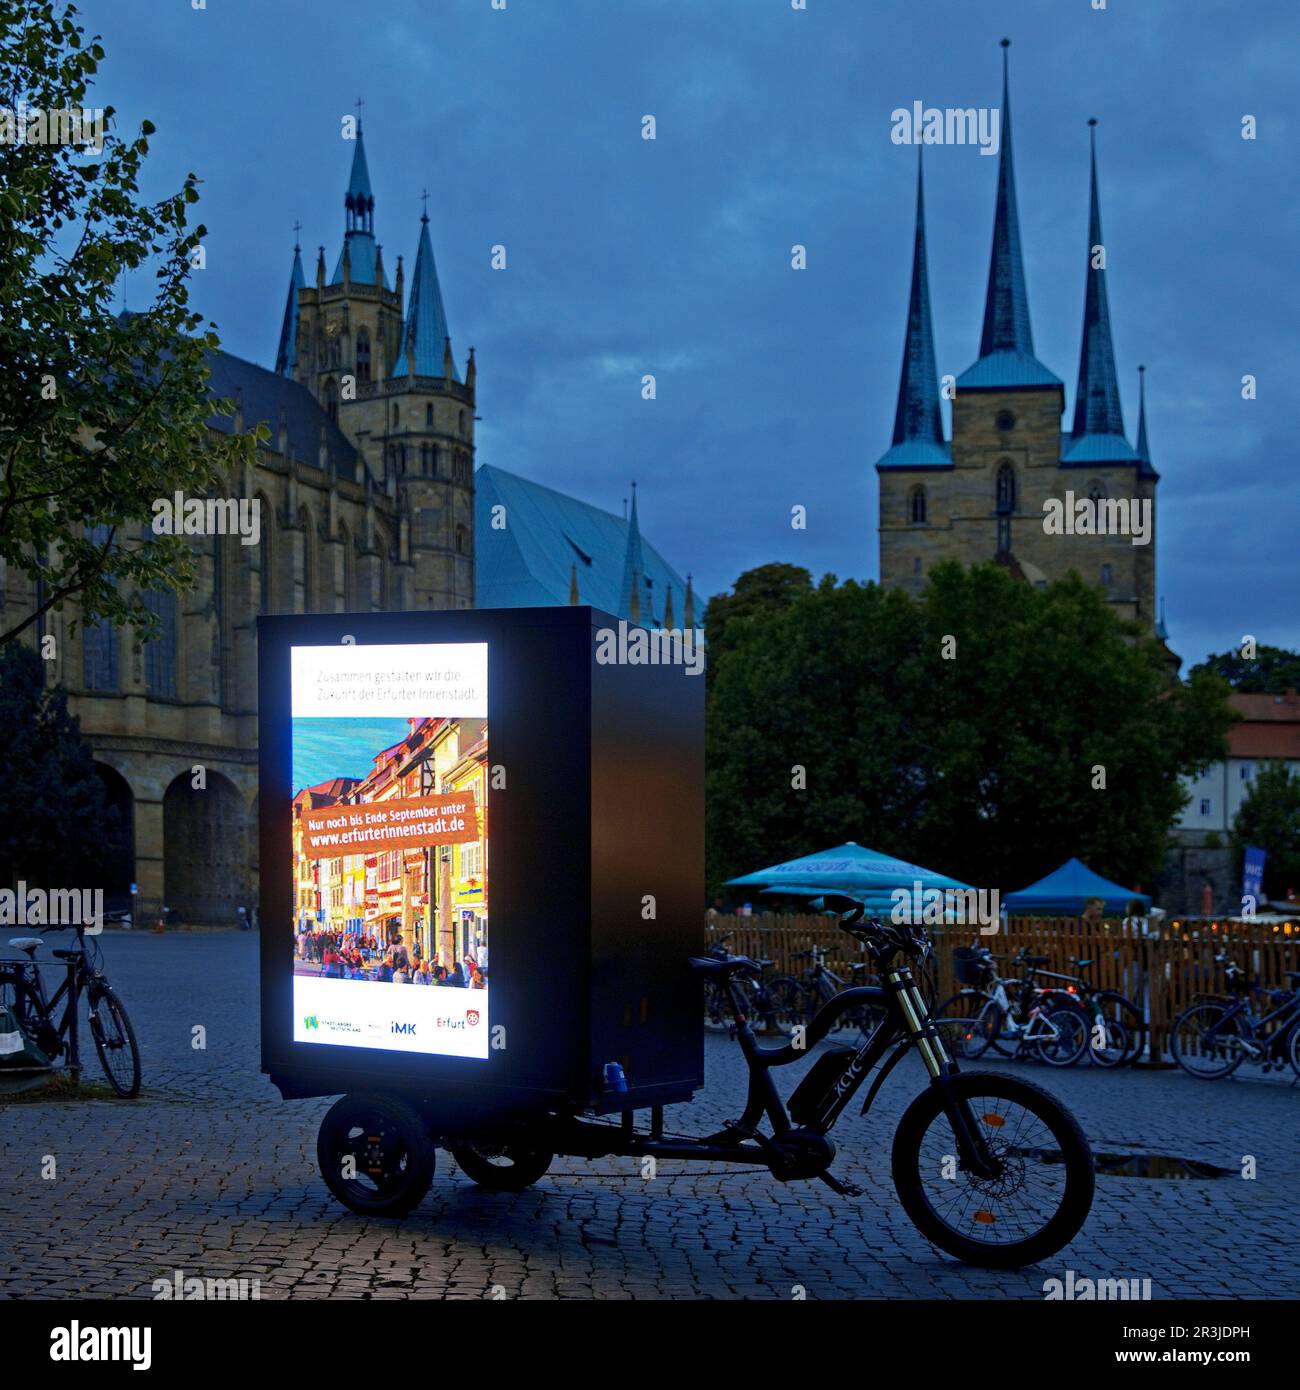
545, 956, 1000, 1181
1197, 989, 1300, 1060
1, 939, 91, 1081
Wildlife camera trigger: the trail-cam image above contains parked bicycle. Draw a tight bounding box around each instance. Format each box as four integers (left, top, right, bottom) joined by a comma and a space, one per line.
1170, 953, 1300, 1081
702, 933, 802, 1033
786, 943, 887, 1035
934, 944, 1089, 1067
1031, 957, 1147, 1068
0, 927, 141, 1097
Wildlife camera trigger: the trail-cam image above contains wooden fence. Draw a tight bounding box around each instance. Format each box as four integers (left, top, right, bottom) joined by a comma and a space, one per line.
704, 914, 1300, 1063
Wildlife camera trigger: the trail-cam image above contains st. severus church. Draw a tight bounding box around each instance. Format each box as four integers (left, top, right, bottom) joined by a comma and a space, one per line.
876, 41, 1169, 648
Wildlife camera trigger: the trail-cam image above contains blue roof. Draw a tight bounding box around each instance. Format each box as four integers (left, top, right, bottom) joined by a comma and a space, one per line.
1060, 431, 1137, 465
726, 841, 974, 896
346, 126, 373, 204
474, 465, 686, 622
875, 438, 953, 471
957, 349, 1062, 391
1004, 857, 1150, 916
331, 232, 390, 289
1135, 366, 1160, 481
392, 215, 453, 379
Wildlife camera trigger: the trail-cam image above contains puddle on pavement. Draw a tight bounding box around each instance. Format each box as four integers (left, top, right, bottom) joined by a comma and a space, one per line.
1012, 1147, 1232, 1179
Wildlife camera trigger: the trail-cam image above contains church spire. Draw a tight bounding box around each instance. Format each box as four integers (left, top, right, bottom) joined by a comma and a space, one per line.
392, 200, 454, 380
1134, 364, 1160, 480
877, 151, 950, 471
1065, 119, 1135, 463
275, 230, 305, 378
958, 40, 1061, 391
618, 482, 655, 627
331, 114, 388, 287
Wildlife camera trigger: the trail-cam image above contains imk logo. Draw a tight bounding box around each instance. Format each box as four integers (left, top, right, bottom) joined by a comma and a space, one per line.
391, 1021, 417, 1036
466, 1010, 481, 1027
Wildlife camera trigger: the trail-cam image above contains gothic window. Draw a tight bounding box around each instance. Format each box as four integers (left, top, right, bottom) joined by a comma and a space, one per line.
392, 403, 400, 429
329, 334, 341, 368
995, 462, 1016, 514
324, 378, 339, 424
455, 524, 468, 555
912, 557, 922, 577
909, 485, 927, 525
257, 499, 273, 613
1101, 563, 1113, 588
459, 409, 466, 436
356, 329, 371, 383
425, 403, 433, 428
143, 587, 177, 698
82, 525, 117, 692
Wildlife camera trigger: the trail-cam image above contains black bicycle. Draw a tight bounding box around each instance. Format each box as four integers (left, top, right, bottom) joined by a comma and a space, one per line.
1170, 953, 1300, 1081
702, 933, 802, 1032
0, 928, 141, 1097
318, 895, 1095, 1267
786, 943, 887, 1036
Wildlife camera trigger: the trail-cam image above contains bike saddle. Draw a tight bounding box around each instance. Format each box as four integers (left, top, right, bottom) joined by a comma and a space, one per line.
687, 954, 761, 978
7, 937, 42, 956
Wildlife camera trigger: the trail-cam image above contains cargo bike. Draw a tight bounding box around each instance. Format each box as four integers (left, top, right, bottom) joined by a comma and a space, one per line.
259, 608, 1094, 1270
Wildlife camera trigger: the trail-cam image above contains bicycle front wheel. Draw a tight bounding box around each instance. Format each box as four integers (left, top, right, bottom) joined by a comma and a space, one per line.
89, 987, 141, 1098
1032, 1005, 1088, 1067
892, 1072, 1094, 1268
1090, 991, 1145, 1067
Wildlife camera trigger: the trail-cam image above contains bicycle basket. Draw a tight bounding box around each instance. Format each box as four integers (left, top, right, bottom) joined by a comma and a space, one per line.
952, 947, 988, 987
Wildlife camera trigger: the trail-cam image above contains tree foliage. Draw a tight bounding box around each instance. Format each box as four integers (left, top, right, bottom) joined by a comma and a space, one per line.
0, 1, 260, 645
1189, 645, 1300, 695
706, 562, 1234, 896
0, 640, 125, 887
1232, 762, 1300, 901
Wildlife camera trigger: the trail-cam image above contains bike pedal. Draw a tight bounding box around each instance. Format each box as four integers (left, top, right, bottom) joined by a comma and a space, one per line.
818, 1170, 862, 1198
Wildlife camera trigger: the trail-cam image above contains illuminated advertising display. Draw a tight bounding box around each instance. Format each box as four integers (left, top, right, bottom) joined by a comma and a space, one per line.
289, 642, 489, 1059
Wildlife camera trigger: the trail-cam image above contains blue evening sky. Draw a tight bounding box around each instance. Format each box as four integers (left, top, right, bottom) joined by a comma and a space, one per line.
292, 716, 411, 795
79, 0, 1299, 670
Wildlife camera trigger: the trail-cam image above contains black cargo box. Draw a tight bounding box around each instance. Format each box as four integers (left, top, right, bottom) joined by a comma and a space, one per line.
258, 605, 704, 1121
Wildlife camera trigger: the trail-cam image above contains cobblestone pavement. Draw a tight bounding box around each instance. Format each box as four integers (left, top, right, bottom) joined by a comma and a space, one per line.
1, 932, 1295, 1300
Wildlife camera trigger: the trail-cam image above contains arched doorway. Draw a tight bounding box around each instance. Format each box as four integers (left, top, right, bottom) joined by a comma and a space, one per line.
93, 762, 135, 913
162, 770, 246, 924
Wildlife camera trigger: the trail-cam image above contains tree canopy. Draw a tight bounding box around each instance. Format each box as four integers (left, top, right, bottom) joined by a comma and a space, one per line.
1189, 645, 1300, 695
0, 0, 259, 646
706, 562, 1234, 896
1232, 762, 1300, 901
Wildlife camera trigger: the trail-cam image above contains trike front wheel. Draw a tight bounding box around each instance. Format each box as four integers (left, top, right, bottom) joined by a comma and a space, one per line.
891, 1072, 1094, 1268
317, 1092, 436, 1217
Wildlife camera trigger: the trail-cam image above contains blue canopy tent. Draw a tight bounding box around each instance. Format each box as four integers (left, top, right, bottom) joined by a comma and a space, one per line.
725, 841, 975, 917
1003, 858, 1150, 917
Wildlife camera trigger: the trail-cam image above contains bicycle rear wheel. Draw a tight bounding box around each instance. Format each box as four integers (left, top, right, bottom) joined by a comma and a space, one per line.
933, 991, 1001, 1060
1032, 1004, 1088, 1067
89, 987, 141, 1098
892, 1072, 1094, 1268
1088, 992, 1144, 1068
1170, 1002, 1245, 1079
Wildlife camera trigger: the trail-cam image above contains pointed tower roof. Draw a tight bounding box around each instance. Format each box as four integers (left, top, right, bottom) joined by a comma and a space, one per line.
876, 152, 951, 471
331, 122, 390, 288
392, 209, 455, 379
618, 483, 657, 626
1063, 120, 1136, 465
1134, 364, 1160, 480
275, 235, 305, 377
958, 41, 1061, 392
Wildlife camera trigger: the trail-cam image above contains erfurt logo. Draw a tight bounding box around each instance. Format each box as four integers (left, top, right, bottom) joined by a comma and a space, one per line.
1042, 491, 1152, 547
594, 621, 705, 677
890, 881, 1000, 935
466, 1009, 481, 1026
391, 1021, 416, 1035
49, 1322, 150, 1369
1043, 1269, 1152, 1300
890, 102, 1000, 155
